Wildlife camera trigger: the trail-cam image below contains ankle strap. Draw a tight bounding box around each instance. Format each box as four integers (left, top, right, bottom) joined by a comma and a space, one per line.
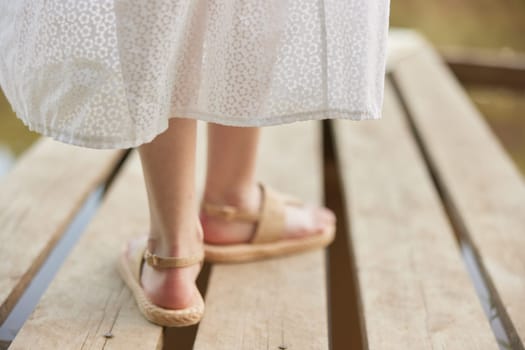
144, 249, 204, 268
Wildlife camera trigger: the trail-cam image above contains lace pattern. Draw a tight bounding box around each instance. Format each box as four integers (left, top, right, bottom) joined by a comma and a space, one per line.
0, 0, 391, 149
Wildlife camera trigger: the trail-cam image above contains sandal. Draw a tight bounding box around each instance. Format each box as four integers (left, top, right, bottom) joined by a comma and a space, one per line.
116, 235, 205, 327
200, 182, 336, 263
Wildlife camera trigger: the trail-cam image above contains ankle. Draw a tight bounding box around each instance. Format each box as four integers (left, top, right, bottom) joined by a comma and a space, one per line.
148, 242, 202, 259
148, 230, 203, 258
203, 181, 260, 209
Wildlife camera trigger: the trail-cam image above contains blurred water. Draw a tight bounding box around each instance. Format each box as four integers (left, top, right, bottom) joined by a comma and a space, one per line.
460, 239, 512, 349
0, 145, 14, 178
0, 185, 105, 343
0, 103, 107, 345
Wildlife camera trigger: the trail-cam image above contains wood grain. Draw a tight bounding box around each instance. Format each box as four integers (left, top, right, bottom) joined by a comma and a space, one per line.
333, 80, 497, 349
393, 41, 525, 349
8, 150, 163, 349
193, 121, 330, 350
10, 120, 330, 349
0, 138, 123, 324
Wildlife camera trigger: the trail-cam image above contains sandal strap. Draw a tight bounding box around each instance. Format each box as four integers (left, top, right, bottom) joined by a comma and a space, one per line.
200, 203, 260, 222
143, 248, 204, 269
200, 182, 304, 245
251, 182, 298, 244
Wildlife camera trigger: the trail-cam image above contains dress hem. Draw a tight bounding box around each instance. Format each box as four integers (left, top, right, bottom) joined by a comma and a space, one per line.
17, 108, 382, 150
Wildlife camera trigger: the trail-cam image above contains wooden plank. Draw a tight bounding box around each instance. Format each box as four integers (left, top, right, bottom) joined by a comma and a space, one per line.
392, 41, 525, 349
332, 80, 497, 348
439, 46, 525, 89
8, 150, 163, 349
0, 138, 123, 324
193, 121, 329, 349
10, 121, 329, 349
386, 28, 427, 73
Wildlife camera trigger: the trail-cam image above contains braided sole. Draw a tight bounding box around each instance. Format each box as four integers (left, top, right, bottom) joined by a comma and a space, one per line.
117, 243, 205, 327
204, 222, 335, 263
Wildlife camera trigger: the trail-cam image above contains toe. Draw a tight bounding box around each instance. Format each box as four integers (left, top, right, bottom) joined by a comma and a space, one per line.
313, 207, 336, 231
321, 207, 336, 224
284, 204, 335, 239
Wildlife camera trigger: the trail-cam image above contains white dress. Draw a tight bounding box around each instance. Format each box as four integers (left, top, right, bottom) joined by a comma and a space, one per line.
0, 0, 391, 149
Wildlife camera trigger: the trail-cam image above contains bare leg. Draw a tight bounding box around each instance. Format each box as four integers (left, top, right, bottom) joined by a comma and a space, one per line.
200, 123, 335, 243
127, 117, 203, 309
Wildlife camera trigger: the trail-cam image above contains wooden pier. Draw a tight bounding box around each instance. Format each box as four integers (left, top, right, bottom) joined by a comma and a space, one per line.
1, 29, 524, 349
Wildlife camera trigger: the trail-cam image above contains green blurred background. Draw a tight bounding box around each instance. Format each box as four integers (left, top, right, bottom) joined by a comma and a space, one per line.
390, 0, 525, 175
1, 0, 524, 175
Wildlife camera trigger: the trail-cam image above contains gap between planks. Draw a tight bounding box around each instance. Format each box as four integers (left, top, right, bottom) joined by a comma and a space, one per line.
332, 79, 498, 349
391, 44, 525, 349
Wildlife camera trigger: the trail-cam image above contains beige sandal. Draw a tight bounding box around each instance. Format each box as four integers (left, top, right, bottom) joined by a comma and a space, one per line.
200, 182, 336, 263
116, 236, 205, 327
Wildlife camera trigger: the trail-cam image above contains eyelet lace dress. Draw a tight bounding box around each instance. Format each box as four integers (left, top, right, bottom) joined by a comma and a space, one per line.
0, 0, 391, 149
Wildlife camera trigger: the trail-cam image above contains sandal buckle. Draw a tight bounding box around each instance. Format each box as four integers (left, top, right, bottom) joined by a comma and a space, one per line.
150, 253, 159, 266
144, 249, 160, 267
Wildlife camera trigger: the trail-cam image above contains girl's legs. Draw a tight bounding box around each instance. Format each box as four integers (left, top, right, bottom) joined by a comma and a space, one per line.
201, 124, 335, 243
130, 117, 202, 309
130, 120, 335, 310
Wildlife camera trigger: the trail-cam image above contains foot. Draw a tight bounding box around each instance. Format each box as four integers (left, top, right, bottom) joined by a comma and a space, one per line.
124, 226, 203, 310
200, 183, 336, 245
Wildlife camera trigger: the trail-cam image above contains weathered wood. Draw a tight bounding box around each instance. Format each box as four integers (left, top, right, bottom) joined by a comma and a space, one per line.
392, 41, 525, 349
0, 138, 123, 325
386, 28, 427, 73
332, 80, 497, 348
7, 27, 522, 350
193, 121, 329, 350
9, 120, 329, 349
8, 150, 163, 350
